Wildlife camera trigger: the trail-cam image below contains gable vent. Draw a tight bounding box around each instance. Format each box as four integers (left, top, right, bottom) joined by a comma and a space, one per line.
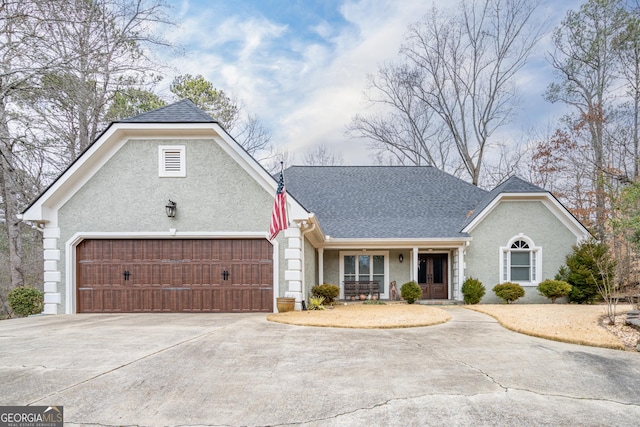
159, 145, 186, 177
164, 150, 182, 171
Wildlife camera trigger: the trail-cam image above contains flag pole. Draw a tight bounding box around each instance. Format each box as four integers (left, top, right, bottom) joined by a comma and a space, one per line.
281, 161, 290, 227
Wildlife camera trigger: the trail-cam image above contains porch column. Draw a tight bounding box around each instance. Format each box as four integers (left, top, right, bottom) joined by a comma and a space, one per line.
42, 227, 61, 314
453, 246, 466, 301
318, 248, 324, 285
284, 226, 303, 310
411, 247, 419, 282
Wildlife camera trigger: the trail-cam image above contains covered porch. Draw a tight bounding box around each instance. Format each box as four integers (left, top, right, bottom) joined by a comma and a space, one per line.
314, 239, 470, 302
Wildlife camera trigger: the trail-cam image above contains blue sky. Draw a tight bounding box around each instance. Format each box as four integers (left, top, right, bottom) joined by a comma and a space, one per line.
159, 0, 582, 165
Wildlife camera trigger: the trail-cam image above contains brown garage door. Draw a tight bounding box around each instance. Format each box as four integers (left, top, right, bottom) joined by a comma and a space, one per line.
76, 239, 273, 313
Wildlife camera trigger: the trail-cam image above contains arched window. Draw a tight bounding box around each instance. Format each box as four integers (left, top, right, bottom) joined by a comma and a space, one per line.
500, 236, 540, 284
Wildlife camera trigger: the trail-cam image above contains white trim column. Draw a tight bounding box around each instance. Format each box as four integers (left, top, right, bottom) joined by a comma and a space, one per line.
411, 247, 418, 282
318, 248, 324, 285
42, 227, 61, 314
284, 226, 303, 310
454, 247, 464, 300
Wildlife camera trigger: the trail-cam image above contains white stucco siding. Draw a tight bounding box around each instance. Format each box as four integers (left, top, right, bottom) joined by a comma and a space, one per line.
388, 249, 411, 288
55, 138, 280, 313
323, 250, 340, 289
304, 237, 316, 297
465, 200, 578, 303
59, 139, 274, 233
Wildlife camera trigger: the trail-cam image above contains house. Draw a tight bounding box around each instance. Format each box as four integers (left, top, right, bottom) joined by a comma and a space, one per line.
21, 100, 591, 314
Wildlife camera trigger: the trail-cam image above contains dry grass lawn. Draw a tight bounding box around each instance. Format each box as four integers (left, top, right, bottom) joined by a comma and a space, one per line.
268, 302, 639, 351
267, 303, 451, 329
467, 304, 634, 350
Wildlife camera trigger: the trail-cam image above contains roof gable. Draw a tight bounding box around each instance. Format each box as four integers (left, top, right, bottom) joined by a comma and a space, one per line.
22, 100, 309, 224
462, 175, 590, 239
463, 176, 547, 227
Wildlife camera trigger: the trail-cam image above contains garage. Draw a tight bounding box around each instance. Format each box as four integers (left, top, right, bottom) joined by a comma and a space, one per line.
76, 239, 273, 313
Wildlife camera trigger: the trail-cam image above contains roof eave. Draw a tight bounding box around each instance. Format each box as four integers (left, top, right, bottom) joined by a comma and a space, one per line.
318, 236, 472, 249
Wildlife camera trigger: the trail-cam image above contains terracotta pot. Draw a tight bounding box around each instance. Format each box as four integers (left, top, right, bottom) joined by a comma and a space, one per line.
276, 297, 295, 313
359, 294, 366, 301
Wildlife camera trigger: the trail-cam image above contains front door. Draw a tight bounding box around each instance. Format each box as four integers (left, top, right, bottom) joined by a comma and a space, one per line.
418, 254, 448, 299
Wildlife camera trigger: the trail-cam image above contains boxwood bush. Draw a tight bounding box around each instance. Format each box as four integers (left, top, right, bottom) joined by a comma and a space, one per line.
461, 277, 485, 304
537, 279, 572, 303
492, 282, 525, 304
400, 281, 422, 304
311, 283, 340, 304
8, 286, 44, 317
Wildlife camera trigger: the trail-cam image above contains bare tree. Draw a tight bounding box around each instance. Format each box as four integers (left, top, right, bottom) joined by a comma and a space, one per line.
615, 4, 640, 180
350, 0, 545, 186
347, 63, 453, 171
588, 242, 619, 325
232, 112, 272, 157
546, 0, 628, 239
262, 146, 295, 174
303, 144, 344, 166
523, 125, 599, 229
0, 1, 68, 299
0, 0, 173, 314
32, 0, 173, 165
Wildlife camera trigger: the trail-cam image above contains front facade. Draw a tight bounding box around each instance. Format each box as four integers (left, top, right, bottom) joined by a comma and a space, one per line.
22, 101, 591, 314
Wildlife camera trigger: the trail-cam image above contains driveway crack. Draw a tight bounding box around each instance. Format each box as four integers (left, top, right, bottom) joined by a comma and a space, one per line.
457, 359, 640, 407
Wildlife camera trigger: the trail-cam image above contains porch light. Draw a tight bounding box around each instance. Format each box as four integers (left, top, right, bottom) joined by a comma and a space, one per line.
399, 253, 404, 263
165, 200, 177, 218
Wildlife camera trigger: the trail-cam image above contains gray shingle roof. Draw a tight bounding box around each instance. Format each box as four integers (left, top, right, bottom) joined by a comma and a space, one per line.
118, 99, 216, 123
284, 166, 488, 239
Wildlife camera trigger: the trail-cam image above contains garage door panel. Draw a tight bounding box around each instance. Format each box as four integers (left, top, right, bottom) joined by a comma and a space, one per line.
78, 289, 94, 312
77, 239, 273, 313
189, 288, 220, 312
99, 289, 120, 312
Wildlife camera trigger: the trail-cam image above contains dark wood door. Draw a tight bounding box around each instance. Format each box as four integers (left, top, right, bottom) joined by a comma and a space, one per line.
76, 239, 273, 313
418, 254, 448, 299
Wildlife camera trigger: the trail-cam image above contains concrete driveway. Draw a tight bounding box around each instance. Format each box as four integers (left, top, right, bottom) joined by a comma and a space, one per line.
1, 308, 639, 426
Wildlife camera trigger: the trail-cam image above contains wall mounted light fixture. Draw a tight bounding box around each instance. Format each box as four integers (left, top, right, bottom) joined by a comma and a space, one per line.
399, 253, 404, 263
166, 200, 177, 218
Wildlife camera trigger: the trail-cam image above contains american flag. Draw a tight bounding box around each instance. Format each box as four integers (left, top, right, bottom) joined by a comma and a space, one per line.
269, 168, 288, 240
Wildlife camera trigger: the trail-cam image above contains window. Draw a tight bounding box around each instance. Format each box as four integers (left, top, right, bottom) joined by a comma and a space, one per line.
500, 237, 540, 284
341, 252, 387, 295
159, 145, 186, 177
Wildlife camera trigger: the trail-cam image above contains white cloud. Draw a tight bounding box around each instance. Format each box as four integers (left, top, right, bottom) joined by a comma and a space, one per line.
271, 0, 436, 163
158, 0, 580, 166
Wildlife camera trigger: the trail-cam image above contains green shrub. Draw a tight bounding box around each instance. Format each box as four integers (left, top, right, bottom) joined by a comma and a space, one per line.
492, 282, 525, 304
311, 283, 340, 304
461, 277, 485, 304
400, 281, 422, 304
8, 286, 44, 317
308, 295, 326, 310
537, 279, 572, 303
556, 240, 615, 304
